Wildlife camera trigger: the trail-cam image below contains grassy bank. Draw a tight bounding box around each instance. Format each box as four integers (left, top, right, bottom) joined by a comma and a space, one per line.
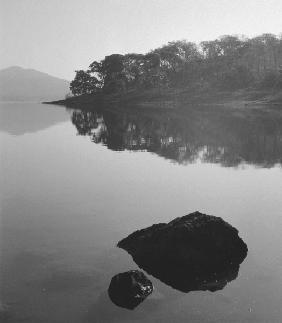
44, 87, 282, 110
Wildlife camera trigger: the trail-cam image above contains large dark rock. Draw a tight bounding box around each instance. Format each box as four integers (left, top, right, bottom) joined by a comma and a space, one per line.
118, 211, 248, 292
108, 270, 153, 310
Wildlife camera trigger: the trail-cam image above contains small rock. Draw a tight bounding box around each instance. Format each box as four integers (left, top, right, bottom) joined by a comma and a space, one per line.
108, 270, 153, 310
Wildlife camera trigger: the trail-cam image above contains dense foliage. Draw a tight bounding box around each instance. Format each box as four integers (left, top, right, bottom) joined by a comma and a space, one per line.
70, 34, 282, 96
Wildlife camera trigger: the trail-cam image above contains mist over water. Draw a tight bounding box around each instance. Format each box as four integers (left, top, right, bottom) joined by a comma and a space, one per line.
1, 102, 282, 323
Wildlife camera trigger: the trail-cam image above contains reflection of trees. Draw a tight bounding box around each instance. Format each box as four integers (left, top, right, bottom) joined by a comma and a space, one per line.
71, 111, 108, 144
71, 107, 282, 167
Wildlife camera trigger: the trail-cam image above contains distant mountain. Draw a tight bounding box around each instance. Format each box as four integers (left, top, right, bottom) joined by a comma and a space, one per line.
0, 66, 70, 102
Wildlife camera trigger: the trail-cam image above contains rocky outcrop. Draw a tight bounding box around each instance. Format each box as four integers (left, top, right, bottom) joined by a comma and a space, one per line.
108, 270, 153, 310
118, 211, 248, 292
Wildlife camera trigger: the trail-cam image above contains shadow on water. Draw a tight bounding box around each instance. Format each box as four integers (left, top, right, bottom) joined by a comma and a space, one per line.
123, 257, 243, 294
70, 104, 282, 167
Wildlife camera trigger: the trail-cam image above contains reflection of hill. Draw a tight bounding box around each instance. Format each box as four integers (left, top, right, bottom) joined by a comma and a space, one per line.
0, 103, 69, 135
71, 106, 282, 167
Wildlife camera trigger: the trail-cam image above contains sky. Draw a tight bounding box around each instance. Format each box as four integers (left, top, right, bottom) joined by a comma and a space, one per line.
0, 0, 281, 80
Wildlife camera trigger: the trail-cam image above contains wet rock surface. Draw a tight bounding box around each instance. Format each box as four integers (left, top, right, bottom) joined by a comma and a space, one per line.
118, 211, 248, 292
108, 270, 153, 310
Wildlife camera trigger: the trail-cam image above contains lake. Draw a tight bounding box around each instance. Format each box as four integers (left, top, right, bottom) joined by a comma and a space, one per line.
1, 102, 282, 323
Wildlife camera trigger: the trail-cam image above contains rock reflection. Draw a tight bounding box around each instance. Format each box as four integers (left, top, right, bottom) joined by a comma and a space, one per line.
118, 212, 248, 293
121, 259, 241, 293
70, 105, 282, 167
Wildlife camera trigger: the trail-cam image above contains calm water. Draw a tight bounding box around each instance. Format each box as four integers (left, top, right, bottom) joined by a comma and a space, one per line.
1, 102, 282, 323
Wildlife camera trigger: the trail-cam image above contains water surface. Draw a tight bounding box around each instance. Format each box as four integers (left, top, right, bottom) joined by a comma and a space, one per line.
1, 102, 282, 322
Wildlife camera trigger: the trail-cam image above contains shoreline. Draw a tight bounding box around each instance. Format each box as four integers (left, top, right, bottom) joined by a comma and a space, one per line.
43, 88, 282, 110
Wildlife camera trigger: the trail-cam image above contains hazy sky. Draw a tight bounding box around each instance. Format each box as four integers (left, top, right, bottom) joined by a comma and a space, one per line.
1, 0, 281, 80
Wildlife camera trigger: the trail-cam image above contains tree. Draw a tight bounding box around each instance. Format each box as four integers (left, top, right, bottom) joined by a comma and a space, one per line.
70, 70, 101, 96
98, 54, 127, 94
70, 33, 282, 95
123, 53, 145, 88
88, 61, 104, 84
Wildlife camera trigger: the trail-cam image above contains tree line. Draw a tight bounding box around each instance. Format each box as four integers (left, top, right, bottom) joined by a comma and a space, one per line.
70, 34, 282, 96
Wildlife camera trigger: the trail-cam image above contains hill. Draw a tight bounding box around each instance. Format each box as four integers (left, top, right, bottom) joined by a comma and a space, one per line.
0, 66, 69, 102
